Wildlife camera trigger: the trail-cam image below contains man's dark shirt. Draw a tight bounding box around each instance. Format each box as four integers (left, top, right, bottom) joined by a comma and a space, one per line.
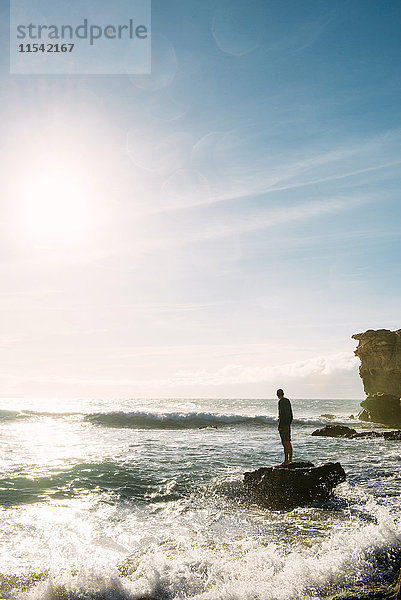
278, 397, 293, 429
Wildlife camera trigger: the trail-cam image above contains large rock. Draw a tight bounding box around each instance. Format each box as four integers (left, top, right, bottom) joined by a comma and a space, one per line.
353, 329, 401, 425
359, 394, 401, 426
243, 462, 346, 509
353, 329, 401, 398
312, 425, 401, 439
312, 425, 357, 438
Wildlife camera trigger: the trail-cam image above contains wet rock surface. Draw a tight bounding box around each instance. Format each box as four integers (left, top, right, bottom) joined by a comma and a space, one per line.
243, 461, 346, 509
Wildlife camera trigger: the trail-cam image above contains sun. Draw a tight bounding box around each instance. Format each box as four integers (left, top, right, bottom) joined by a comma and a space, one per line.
6, 117, 105, 247
17, 160, 92, 245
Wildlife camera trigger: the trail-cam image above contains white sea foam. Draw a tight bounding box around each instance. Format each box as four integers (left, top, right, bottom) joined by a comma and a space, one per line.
21, 502, 401, 600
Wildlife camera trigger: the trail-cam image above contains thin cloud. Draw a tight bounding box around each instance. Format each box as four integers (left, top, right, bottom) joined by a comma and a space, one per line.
0, 352, 359, 389
259, 160, 401, 196
177, 195, 368, 243
168, 352, 359, 386
149, 128, 401, 213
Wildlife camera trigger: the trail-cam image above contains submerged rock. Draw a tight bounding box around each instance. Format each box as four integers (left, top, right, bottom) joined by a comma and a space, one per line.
243, 461, 345, 509
353, 329, 401, 425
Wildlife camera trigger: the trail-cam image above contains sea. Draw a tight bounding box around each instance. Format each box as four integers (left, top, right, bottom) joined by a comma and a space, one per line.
1, 396, 401, 600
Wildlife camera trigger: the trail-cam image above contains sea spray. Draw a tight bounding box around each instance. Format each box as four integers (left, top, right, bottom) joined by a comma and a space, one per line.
20, 501, 401, 600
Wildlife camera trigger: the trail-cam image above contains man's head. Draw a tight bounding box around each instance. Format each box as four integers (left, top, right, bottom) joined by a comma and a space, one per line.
276, 389, 284, 399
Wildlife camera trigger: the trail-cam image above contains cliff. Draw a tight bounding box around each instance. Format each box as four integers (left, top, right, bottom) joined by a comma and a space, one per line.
352, 329, 401, 425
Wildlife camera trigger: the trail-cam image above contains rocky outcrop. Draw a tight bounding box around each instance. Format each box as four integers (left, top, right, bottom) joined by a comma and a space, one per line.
312, 424, 401, 440
313, 425, 358, 438
353, 329, 401, 425
243, 462, 345, 509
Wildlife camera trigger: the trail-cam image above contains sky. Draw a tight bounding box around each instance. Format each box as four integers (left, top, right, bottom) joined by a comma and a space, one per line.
0, 0, 400, 400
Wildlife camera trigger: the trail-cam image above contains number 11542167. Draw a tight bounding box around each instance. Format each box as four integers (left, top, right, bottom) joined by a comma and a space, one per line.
18, 43, 75, 52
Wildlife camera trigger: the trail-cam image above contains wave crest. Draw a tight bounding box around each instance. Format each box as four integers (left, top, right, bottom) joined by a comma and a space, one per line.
86, 411, 277, 430
0, 409, 30, 422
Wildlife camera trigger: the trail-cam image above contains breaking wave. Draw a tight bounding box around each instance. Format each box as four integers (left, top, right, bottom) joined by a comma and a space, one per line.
15, 501, 401, 600
0, 408, 346, 430
85, 411, 328, 430
85, 411, 278, 429
0, 409, 31, 422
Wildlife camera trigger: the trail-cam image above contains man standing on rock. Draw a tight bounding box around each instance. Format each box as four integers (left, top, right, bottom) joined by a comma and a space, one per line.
277, 389, 293, 465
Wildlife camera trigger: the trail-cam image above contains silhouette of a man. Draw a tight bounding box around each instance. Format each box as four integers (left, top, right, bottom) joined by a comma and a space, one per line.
277, 389, 293, 465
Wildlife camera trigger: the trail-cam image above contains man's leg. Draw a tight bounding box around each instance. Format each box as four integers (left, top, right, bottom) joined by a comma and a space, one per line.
280, 440, 286, 464
284, 441, 292, 464
288, 440, 293, 463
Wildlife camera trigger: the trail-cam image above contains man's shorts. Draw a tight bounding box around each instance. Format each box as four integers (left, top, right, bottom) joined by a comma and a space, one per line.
279, 426, 291, 443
